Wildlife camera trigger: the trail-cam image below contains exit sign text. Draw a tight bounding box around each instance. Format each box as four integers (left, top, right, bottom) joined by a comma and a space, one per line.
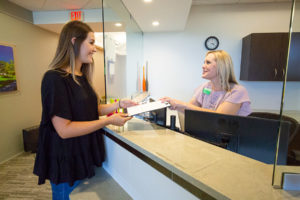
70, 11, 82, 21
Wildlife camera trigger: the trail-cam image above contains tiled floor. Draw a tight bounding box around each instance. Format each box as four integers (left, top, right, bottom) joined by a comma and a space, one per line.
0, 152, 51, 200
70, 167, 132, 200
0, 152, 132, 200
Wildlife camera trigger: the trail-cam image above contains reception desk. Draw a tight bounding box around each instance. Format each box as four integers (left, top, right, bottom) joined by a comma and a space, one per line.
102, 118, 300, 200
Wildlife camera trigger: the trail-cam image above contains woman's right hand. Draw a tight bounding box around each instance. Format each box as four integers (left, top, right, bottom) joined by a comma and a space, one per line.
108, 113, 132, 126
160, 97, 187, 111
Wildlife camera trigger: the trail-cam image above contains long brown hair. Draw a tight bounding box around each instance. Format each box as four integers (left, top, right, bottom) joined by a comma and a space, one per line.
49, 21, 94, 84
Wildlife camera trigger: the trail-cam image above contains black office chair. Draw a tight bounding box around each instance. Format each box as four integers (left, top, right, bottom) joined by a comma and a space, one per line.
287, 125, 300, 165
249, 112, 300, 165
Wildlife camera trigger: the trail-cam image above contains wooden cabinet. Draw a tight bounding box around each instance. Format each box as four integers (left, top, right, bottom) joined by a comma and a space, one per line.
287, 32, 300, 81
240, 32, 300, 81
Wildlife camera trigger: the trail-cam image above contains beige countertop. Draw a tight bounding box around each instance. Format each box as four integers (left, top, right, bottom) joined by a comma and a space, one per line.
103, 118, 300, 200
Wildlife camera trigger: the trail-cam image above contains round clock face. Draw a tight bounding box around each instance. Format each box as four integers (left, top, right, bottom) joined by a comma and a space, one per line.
205, 36, 219, 50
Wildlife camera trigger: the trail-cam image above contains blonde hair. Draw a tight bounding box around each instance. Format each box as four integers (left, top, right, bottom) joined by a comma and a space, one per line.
49, 21, 94, 84
206, 50, 238, 91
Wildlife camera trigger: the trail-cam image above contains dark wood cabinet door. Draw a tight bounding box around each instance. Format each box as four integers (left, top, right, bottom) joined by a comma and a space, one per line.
254, 33, 284, 81
287, 32, 300, 81
240, 32, 300, 81
275, 33, 289, 81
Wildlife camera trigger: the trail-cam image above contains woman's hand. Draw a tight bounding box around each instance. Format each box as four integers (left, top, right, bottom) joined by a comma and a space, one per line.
98, 100, 137, 116
109, 113, 132, 126
119, 99, 138, 108
160, 97, 187, 111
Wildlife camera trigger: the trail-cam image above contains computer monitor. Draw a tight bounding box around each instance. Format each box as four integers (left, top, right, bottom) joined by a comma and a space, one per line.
148, 98, 167, 127
150, 107, 167, 127
184, 110, 290, 164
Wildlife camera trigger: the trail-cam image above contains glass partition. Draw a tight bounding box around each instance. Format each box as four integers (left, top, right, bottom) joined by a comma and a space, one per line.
99, 0, 297, 175
173, 0, 295, 170
273, 0, 300, 188
102, 0, 143, 103
95, 0, 297, 189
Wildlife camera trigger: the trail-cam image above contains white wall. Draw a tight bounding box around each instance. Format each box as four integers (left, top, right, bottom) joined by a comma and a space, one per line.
106, 54, 127, 99
126, 30, 143, 97
103, 135, 199, 200
144, 2, 300, 111
104, 32, 129, 100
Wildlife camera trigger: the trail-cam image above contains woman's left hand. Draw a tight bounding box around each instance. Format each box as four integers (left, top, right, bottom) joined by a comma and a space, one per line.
119, 99, 138, 108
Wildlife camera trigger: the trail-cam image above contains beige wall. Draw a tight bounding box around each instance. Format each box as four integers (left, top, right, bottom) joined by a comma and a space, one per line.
0, 13, 106, 163
0, 12, 58, 163
93, 48, 105, 102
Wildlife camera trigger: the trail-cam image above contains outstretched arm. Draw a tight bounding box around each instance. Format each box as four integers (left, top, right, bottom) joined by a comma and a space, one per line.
161, 97, 241, 115
52, 113, 132, 139
98, 99, 138, 116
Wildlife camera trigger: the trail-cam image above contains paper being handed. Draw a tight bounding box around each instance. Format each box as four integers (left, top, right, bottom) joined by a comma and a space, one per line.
127, 101, 170, 116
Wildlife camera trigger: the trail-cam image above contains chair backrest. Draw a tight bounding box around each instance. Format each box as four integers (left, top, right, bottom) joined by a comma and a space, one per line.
249, 112, 298, 143
249, 112, 300, 165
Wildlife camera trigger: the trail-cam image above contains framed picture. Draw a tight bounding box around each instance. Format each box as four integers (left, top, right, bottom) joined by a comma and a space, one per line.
0, 43, 18, 93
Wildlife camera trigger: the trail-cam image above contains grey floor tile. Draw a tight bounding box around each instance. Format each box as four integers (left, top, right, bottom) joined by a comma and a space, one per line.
70, 167, 132, 200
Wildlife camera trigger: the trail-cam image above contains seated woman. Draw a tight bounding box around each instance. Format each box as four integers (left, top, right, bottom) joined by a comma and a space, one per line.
161, 50, 251, 116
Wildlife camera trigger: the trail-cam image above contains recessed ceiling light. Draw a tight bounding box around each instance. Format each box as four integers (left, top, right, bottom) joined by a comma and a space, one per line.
152, 21, 159, 26
144, 0, 152, 3
115, 23, 122, 27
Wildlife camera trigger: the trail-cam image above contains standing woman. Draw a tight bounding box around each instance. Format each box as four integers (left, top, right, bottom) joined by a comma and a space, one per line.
33, 21, 136, 199
161, 50, 251, 116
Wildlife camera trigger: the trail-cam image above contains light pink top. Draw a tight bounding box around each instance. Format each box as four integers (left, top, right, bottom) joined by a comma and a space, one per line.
192, 82, 251, 116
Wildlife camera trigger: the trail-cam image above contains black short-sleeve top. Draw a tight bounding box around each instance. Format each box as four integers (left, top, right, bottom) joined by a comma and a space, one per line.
33, 69, 105, 186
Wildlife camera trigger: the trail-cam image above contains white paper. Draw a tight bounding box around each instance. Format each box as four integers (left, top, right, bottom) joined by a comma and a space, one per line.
109, 63, 115, 75
127, 101, 170, 116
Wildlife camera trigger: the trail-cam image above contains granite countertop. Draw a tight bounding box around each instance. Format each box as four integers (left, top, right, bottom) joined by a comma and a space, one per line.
104, 118, 300, 200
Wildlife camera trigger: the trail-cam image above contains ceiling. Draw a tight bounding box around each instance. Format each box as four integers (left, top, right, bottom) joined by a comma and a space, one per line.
121, 0, 192, 32
192, 0, 290, 4
8, 0, 291, 33
8, 0, 102, 11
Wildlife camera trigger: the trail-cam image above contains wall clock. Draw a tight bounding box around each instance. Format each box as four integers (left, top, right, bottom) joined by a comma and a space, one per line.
205, 36, 219, 50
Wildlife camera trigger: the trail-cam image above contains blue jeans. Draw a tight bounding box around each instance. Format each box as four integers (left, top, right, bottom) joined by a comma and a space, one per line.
50, 180, 81, 200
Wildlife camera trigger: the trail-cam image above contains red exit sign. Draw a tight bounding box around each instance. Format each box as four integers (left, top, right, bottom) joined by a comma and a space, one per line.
70, 11, 83, 21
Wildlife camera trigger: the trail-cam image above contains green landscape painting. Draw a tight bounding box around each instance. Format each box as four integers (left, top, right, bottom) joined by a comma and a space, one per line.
0, 44, 17, 93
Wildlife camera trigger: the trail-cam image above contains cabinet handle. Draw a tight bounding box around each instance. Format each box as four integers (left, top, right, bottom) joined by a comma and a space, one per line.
282, 68, 285, 77
274, 68, 277, 78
